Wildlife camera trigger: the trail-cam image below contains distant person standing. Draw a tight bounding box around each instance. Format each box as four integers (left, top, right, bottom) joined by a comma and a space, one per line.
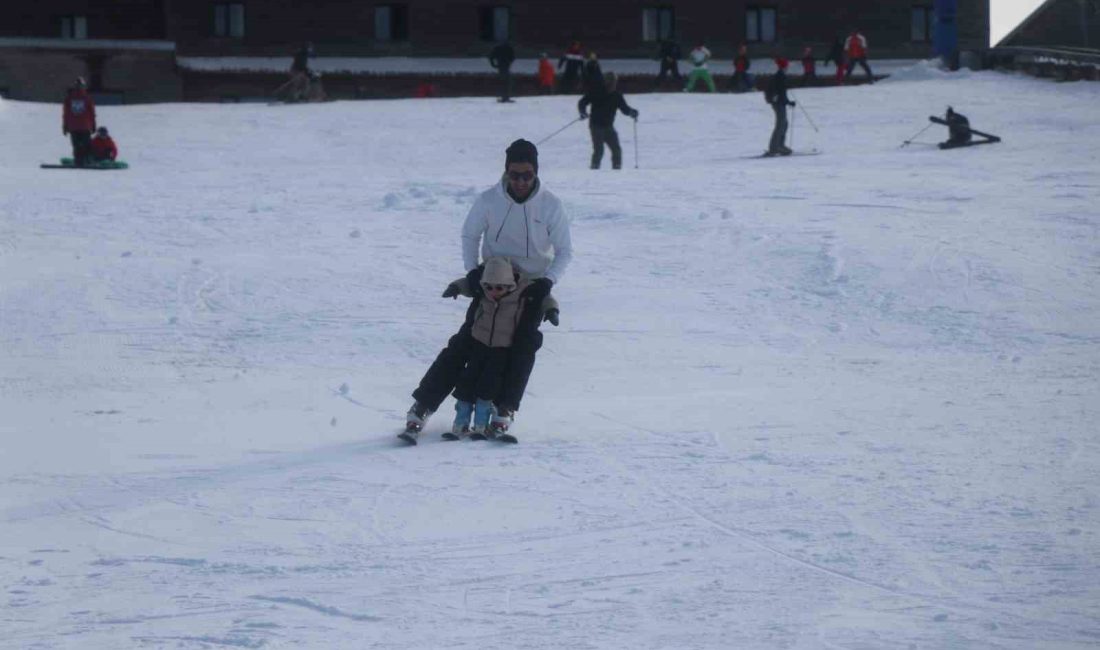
684, 42, 716, 93
844, 29, 874, 83
578, 72, 639, 170
61, 77, 96, 167
824, 37, 845, 84
292, 42, 313, 76
537, 52, 556, 94
654, 38, 682, 87
764, 58, 795, 156
581, 52, 604, 95
489, 40, 517, 102
558, 41, 584, 93
801, 46, 816, 80
731, 43, 752, 92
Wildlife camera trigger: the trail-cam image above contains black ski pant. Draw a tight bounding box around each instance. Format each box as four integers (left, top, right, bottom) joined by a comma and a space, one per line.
69, 131, 92, 166
411, 295, 544, 413
498, 68, 513, 101
731, 71, 750, 92
845, 57, 874, 82
768, 103, 789, 153
590, 125, 622, 169
453, 341, 509, 404
655, 60, 681, 85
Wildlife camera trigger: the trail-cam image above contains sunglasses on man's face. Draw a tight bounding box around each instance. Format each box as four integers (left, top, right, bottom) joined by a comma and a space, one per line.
507, 171, 535, 182
483, 284, 512, 292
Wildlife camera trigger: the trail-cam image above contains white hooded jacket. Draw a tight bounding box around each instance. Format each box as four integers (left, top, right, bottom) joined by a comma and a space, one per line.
462, 177, 574, 284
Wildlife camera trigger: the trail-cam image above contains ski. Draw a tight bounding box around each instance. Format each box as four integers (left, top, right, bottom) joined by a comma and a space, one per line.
937, 139, 1000, 150
397, 425, 420, 445
495, 433, 518, 444
744, 150, 821, 159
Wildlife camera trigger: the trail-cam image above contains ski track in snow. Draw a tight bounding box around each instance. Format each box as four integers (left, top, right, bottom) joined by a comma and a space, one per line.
2, 69, 1100, 648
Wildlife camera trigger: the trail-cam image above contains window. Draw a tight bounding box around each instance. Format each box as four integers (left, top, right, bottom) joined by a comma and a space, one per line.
375, 5, 409, 41
478, 6, 510, 42
642, 7, 675, 42
911, 6, 933, 43
214, 3, 245, 38
746, 7, 776, 43
60, 15, 88, 39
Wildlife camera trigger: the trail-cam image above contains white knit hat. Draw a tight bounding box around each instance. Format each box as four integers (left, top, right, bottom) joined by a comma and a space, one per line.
481, 257, 516, 289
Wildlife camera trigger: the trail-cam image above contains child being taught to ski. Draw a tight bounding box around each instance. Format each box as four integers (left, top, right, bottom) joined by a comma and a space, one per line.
684, 42, 716, 93
402, 139, 572, 444
578, 72, 639, 170
445, 257, 536, 442
765, 57, 796, 156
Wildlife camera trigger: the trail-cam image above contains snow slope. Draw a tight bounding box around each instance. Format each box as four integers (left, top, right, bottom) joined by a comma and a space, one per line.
1, 69, 1099, 649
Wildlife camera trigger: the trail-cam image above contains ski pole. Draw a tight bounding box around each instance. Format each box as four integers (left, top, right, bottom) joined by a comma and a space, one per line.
788, 92, 819, 132
900, 122, 934, 148
789, 104, 796, 150
633, 117, 639, 169
536, 117, 584, 146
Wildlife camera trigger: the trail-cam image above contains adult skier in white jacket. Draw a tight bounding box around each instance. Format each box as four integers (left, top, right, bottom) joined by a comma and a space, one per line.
406, 139, 573, 439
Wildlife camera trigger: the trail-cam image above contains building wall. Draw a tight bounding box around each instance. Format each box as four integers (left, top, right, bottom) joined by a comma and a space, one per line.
1002, 0, 1100, 48
2, 0, 167, 40
0, 45, 180, 102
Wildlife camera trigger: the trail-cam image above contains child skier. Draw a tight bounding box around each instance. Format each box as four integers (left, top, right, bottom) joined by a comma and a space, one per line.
538, 53, 556, 94
448, 257, 533, 441
684, 42, 716, 93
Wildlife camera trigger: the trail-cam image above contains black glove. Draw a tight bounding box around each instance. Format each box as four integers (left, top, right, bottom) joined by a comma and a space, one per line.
789, 101, 796, 107
442, 282, 461, 299
630, 109, 639, 119
521, 277, 553, 303
579, 112, 588, 120
543, 308, 560, 326
466, 266, 484, 297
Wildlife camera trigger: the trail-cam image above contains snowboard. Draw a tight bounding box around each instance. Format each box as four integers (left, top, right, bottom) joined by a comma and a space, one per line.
41, 157, 129, 170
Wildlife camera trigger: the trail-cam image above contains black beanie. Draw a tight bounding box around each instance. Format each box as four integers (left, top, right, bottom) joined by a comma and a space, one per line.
505, 139, 538, 172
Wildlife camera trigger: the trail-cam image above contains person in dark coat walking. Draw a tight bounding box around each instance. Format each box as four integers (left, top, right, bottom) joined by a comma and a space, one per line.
654, 39, 682, 87
765, 58, 796, 156
558, 41, 584, 93
61, 77, 96, 167
489, 41, 517, 102
824, 37, 845, 84
581, 52, 604, 96
731, 44, 752, 92
578, 72, 639, 170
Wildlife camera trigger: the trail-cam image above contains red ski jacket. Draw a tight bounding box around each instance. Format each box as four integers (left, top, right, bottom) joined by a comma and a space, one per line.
845, 33, 867, 59
63, 89, 97, 133
538, 59, 556, 87
90, 135, 117, 160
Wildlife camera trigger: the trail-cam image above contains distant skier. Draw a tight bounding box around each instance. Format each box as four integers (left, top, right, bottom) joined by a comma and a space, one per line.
824, 37, 845, 84
404, 139, 573, 443
801, 46, 816, 79
731, 44, 752, 93
578, 72, 639, 170
61, 77, 96, 167
489, 40, 516, 102
684, 42, 716, 93
538, 52, 556, 94
654, 38, 682, 87
844, 29, 874, 83
558, 41, 584, 93
291, 42, 313, 76
764, 57, 796, 156
942, 107, 971, 147
581, 52, 604, 95
89, 127, 117, 162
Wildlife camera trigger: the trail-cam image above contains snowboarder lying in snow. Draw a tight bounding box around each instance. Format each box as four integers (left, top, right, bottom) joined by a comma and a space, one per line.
444, 257, 559, 440
90, 127, 118, 162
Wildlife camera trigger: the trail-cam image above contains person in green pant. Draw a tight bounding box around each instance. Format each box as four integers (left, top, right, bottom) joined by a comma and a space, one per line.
684, 42, 716, 93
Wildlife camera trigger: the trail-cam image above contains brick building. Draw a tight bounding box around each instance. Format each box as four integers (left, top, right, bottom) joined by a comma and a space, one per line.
1, 0, 989, 102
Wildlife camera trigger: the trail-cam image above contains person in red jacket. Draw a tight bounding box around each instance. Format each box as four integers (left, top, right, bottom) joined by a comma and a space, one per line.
89, 127, 117, 162
843, 29, 874, 83
62, 77, 97, 167
801, 46, 816, 79
731, 44, 752, 93
537, 53, 556, 94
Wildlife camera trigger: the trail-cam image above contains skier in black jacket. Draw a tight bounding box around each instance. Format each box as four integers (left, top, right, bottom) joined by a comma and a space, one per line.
655, 39, 682, 86
765, 58, 796, 156
578, 73, 639, 169
489, 41, 517, 102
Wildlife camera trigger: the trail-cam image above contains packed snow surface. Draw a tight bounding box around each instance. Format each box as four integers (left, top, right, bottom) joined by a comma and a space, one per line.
1, 69, 1099, 649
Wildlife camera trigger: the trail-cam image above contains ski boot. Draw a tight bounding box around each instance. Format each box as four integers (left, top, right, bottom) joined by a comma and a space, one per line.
443, 400, 473, 441
468, 399, 495, 440
399, 401, 433, 445
489, 408, 517, 444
